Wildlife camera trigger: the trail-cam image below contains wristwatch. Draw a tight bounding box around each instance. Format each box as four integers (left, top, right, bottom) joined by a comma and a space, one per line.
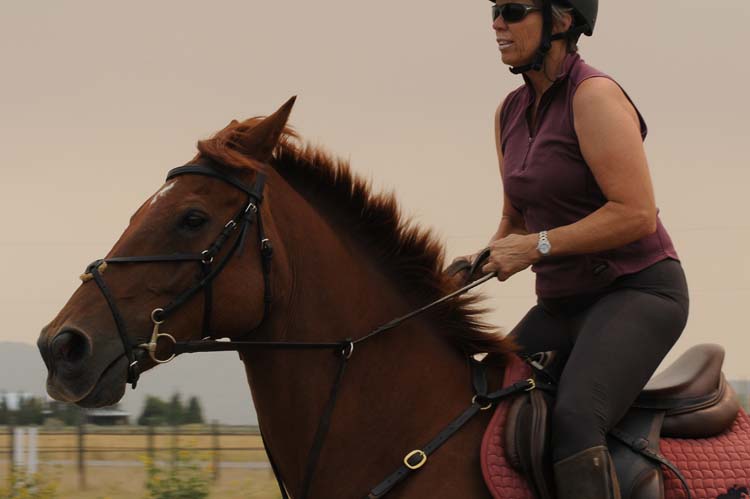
537, 231, 551, 257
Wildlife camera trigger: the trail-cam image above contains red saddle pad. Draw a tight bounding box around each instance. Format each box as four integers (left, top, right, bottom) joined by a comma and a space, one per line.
481, 355, 750, 499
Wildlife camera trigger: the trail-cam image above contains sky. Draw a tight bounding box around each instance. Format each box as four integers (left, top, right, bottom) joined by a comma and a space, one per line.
2, 1, 749, 385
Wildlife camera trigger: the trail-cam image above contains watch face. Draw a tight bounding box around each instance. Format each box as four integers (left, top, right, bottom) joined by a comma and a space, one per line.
538, 241, 551, 255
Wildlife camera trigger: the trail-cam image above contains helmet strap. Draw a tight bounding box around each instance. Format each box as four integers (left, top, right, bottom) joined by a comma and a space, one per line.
509, 3, 588, 75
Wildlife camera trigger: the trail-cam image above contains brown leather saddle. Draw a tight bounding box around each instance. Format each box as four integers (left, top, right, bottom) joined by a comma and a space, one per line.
504, 344, 740, 499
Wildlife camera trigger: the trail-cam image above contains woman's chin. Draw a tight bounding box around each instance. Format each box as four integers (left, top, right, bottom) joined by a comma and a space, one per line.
500, 50, 531, 70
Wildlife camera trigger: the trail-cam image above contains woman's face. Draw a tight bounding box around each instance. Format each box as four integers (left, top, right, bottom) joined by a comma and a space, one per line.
492, 1, 544, 67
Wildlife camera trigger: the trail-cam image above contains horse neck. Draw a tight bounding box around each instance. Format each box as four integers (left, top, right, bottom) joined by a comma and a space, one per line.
240, 176, 482, 496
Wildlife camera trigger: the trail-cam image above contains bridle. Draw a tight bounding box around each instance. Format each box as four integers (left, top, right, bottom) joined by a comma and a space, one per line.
78, 159, 536, 499
81, 159, 274, 387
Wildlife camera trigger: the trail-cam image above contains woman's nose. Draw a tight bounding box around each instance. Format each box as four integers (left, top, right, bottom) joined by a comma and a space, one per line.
493, 15, 508, 31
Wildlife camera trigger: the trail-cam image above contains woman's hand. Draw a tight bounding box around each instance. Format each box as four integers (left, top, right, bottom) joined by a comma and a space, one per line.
481, 234, 539, 281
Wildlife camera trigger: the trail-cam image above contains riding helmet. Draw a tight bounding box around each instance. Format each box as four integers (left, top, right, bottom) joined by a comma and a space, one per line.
557, 0, 598, 36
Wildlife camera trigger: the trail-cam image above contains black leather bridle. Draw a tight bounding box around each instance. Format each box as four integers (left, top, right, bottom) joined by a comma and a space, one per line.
82, 159, 274, 388
79, 159, 534, 499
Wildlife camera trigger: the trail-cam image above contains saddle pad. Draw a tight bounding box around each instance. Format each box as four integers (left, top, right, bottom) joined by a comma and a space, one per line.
661, 410, 750, 499
481, 355, 750, 499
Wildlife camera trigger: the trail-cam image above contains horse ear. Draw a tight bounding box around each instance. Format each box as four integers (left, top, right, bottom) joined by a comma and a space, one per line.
240, 96, 297, 162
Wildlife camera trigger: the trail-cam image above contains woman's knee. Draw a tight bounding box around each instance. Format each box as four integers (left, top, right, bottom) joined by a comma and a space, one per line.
550, 400, 608, 459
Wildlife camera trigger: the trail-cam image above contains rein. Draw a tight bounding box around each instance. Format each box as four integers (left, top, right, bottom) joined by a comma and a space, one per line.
80, 162, 526, 499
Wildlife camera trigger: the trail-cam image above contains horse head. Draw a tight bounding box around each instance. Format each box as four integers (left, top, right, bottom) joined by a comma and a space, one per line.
37, 97, 298, 408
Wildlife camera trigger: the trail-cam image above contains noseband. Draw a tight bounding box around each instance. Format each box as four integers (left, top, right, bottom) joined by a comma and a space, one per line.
82, 159, 273, 388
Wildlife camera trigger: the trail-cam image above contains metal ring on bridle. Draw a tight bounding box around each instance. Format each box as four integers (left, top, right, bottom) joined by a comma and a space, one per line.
341, 341, 355, 359
151, 308, 165, 325
201, 250, 214, 264
472, 395, 493, 411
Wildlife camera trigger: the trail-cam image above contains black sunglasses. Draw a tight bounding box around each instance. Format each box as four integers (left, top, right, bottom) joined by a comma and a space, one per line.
492, 3, 540, 23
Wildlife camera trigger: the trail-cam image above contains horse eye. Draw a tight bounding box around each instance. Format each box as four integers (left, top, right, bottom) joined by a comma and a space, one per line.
181, 211, 208, 230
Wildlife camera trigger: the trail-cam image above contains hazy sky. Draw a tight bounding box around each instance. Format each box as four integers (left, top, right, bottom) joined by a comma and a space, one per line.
2, 1, 749, 383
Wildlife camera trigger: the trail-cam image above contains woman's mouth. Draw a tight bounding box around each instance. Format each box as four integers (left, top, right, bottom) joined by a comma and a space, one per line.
497, 40, 514, 51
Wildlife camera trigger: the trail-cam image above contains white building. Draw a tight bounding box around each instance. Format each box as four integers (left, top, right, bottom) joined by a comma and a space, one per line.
0, 392, 35, 411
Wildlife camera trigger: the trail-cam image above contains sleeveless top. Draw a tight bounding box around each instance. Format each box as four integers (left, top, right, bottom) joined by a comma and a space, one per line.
499, 53, 679, 298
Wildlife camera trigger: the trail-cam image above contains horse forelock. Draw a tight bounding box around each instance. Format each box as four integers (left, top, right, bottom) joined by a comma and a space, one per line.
195, 117, 517, 360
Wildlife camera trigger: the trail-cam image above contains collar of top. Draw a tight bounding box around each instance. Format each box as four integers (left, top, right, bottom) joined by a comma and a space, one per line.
521, 52, 581, 99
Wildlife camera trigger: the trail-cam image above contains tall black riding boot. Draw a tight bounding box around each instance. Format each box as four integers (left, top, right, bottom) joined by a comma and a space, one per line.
553, 445, 621, 499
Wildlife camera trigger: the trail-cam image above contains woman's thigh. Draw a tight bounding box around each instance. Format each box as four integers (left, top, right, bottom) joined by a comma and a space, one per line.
551, 286, 688, 457
507, 304, 575, 356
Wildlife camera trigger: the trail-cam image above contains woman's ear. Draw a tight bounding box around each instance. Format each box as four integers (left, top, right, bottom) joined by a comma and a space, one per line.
552, 11, 574, 35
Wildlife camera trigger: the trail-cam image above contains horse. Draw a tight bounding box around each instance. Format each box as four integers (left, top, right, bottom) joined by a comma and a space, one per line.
37, 97, 750, 499
37, 97, 520, 498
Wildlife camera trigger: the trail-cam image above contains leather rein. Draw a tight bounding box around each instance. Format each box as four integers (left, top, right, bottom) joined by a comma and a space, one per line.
80, 161, 534, 499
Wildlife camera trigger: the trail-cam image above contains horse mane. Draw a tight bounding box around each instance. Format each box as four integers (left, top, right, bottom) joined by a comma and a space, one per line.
196, 118, 518, 360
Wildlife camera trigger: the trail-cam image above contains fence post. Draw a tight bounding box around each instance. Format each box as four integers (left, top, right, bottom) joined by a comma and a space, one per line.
171, 425, 178, 469
77, 420, 86, 489
147, 424, 155, 464
212, 420, 220, 482
7, 425, 14, 487
12, 427, 24, 469
27, 427, 37, 475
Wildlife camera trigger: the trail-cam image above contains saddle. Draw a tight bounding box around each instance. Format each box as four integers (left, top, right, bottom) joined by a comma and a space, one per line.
500, 344, 740, 499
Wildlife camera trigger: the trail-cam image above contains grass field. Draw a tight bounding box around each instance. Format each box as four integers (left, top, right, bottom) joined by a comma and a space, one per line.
0, 425, 283, 499
2, 464, 283, 499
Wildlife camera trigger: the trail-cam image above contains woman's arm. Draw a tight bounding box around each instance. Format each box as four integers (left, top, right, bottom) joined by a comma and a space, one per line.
483, 78, 658, 279
546, 77, 657, 256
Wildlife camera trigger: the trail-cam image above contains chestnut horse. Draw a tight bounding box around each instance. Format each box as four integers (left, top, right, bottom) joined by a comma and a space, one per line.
38, 97, 520, 498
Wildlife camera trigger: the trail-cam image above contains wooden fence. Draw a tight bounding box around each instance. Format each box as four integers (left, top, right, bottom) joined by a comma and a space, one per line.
1, 423, 267, 490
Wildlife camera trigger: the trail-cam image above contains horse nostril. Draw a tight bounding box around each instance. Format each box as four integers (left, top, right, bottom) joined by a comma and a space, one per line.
51, 329, 91, 365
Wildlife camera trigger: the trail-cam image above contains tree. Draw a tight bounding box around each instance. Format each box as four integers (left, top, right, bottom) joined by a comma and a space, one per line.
17, 397, 44, 425
138, 396, 168, 426
166, 393, 184, 426
0, 397, 8, 425
47, 401, 82, 426
183, 397, 204, 425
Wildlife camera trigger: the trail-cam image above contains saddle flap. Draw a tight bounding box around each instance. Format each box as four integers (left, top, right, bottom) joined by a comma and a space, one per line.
505, 389, 556, 499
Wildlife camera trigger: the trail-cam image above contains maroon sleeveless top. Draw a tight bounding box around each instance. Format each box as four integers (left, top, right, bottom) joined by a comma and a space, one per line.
500, 53, 679, 298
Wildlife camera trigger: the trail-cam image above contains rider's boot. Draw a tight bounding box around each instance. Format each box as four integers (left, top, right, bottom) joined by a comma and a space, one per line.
553, 445, 621, 499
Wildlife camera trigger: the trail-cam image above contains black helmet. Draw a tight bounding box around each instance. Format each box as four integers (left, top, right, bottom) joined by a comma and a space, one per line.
490, 0, 599, 74
557, 0, 598, 37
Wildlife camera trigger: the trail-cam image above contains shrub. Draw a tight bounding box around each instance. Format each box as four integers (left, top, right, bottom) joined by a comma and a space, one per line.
143, 451, 211, 499
0, 468, 58, 499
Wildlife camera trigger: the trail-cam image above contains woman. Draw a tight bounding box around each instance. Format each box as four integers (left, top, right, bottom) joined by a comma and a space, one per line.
458, 1, 689, 497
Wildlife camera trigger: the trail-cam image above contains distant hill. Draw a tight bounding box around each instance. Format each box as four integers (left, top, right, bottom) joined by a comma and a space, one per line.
0, 342, 257, 425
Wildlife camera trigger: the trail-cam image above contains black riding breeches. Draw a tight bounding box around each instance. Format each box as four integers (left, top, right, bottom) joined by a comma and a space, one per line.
507, 258, 689, 462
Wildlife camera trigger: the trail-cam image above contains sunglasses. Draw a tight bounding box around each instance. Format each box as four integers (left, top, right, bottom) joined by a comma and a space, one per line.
492, 3, 540, 23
